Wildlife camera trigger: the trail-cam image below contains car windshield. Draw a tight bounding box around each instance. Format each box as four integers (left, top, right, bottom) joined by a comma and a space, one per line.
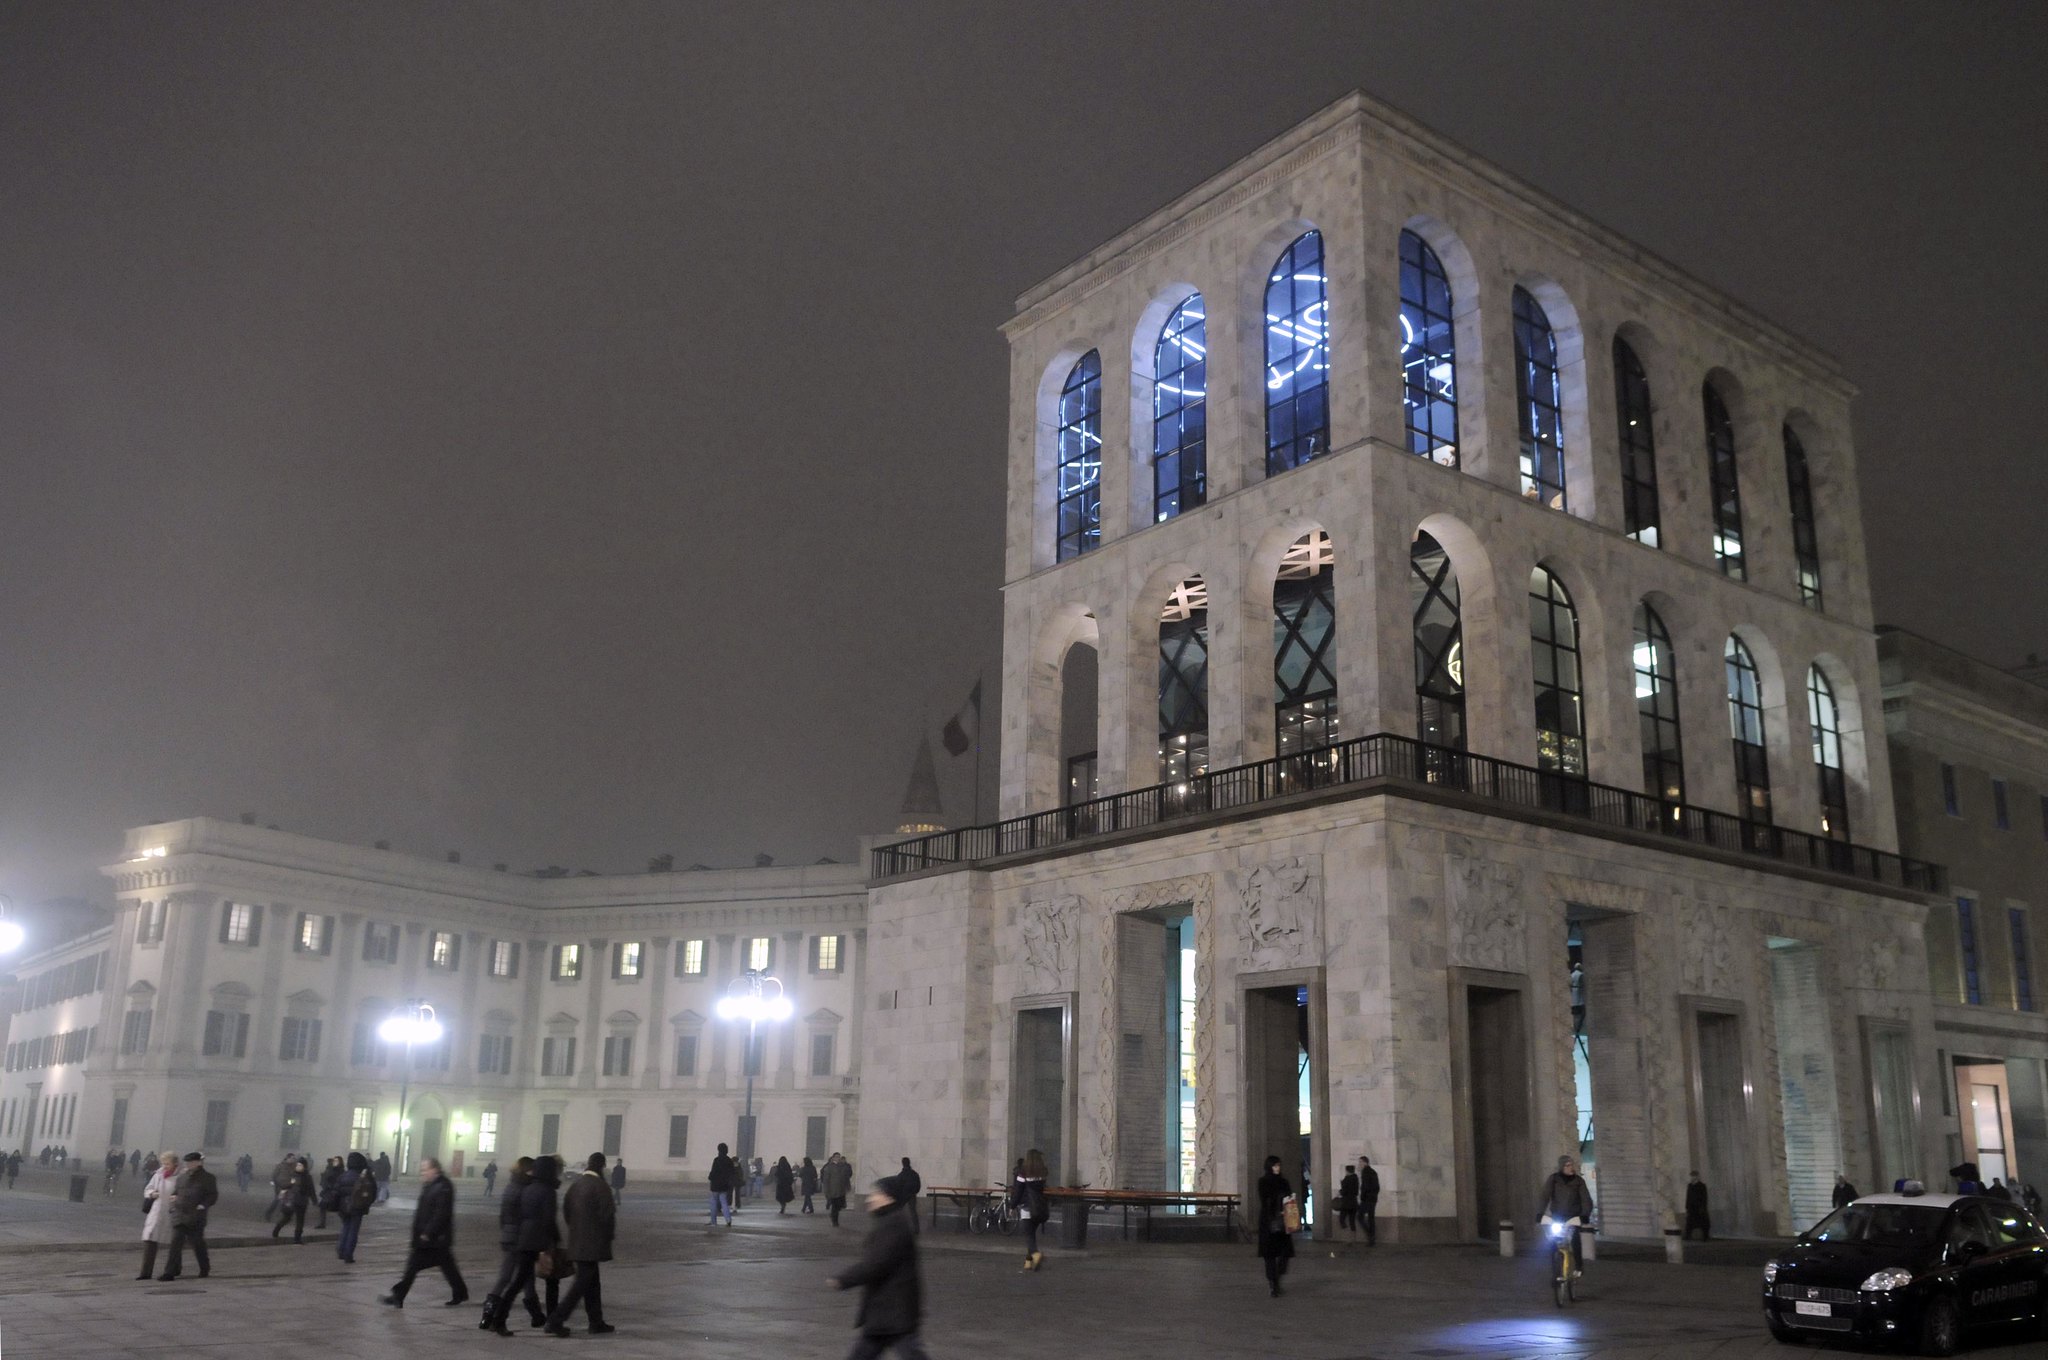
1808, 1203, 1947, 1247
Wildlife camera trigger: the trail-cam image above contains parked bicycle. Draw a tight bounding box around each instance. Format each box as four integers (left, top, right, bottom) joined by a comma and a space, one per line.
968, 1183, 1015, 1235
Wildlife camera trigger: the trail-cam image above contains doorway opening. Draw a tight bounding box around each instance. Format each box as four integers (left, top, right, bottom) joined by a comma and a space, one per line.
1014, 1006, 1067, 1184
1693, 1009, 1754, 1235
1060, 642, 1098, 808
1572, 911, 1655, 1236
1768, 938, 1843, 1228
1243, 981, 1317, 1226
1953, 1060, 2018, 1187
1467, 984, 1531, 1239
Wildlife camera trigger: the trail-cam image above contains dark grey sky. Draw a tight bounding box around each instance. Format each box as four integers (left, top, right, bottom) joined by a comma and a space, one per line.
3, 2, 2044, 925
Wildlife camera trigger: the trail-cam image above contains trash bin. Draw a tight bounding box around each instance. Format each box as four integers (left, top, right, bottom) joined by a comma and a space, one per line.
68, 1174, 88, 1203
1058, 1197, 1090, 1249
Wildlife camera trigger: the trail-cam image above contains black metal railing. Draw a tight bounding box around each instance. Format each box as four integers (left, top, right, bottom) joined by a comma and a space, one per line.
870, 731, 1945, 893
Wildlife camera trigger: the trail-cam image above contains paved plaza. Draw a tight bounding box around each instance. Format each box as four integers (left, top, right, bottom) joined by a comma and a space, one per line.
0, 1168, 2041, 1359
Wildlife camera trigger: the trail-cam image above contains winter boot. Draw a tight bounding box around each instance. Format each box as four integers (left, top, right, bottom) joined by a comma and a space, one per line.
479, 1295, 506, 1333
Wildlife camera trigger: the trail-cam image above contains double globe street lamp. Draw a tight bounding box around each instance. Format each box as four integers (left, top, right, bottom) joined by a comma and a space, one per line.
379, 999, 444, 1174
715, 969, 792, 1165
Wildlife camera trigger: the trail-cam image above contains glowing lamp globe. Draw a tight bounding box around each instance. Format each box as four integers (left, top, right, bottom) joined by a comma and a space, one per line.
379, 1012, 444, 1046
0, 920, 24, 954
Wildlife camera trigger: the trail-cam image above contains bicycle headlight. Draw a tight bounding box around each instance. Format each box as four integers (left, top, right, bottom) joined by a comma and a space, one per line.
1548, 1220, 1567, 1238
1860, 1267, 1912, 1292
1762, 1261, 1778, 1285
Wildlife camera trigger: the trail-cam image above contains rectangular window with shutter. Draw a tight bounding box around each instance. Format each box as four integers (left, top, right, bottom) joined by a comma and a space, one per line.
110, 1097, 128, 1147
295, 913, 332, 954
602, 1113, 623, 1157
601, 1035, 633, 1076
363, 922, 399, 964
490, 940, 519, 978
553, 944, 581, 981
678, 939, 706, 975
280, 1103, 304, 1149
429, 931, 460, 970
279, 1016, 322, 1063
805, 1114, 828, 1161
350, 1105, 373, 1151
121, 1009, 152, 1055
220, 901, 258, 945
811, 1032, 835, 1076
668, 1114, 689, 1158
674, 1033, 698, 1076
478, 1111, 499, 1153
746, 937, 772, 971
812, 934, 842, 972
202, 1100, 230, 1150
613, 941, 643, 979
540, 1112, 560, 1155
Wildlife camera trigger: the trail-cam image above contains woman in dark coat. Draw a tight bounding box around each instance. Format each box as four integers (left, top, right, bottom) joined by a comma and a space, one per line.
773, 1157, 797, 1214
315, 1156, 342, 1229
1014, 1149, 1050, 1272
799, 1157, 820, 1214
270, 1158, 316, 1242
1256, 1154, 1295, 1298
480, 1157, 561, 1335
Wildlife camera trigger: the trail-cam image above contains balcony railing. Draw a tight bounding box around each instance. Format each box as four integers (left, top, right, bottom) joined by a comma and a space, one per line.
870, 731, 1945, 893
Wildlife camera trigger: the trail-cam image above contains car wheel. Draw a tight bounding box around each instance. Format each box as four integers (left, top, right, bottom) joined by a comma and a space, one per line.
1917, 1296, 1961, 1357
1765, 1312, 1806, 1345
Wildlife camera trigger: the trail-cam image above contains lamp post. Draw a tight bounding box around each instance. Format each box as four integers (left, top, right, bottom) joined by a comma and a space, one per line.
715, 970, 791, 1165
378, 1000, 443, 1175
0, 895, 24, 956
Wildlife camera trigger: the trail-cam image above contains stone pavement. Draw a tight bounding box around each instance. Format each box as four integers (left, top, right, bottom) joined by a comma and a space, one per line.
0, 1173, 2042, 1359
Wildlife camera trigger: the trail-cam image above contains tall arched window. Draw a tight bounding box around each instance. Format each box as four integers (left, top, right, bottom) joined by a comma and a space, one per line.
1704, 385, 1745, 579
1785, 425, 1823, 609
1274, 532, 1337, 754
1055, 352, 1103, 561
1411, 532, 1465, 753
1159, 578, 1209, 785
1398, 230, 1457, 467
1725, 636, 1770, 824
1513, 289, 1566, 511
1530, 566, 1585, 775
1614, 338, 1660, 546
1634, 604, 1684, 806
1808, 665, 1848, 840
1264, 230, 1331, 475
1153, 296, 1207, 522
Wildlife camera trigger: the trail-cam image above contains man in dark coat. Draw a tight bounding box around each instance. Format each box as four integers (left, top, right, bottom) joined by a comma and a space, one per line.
265, 1154, 296, 1220
382, 1157, 468, 1308
822, 1152, 854, 1226
829, 1176, 928, 1359
609, 1159, 626, 1206
159, 1152, 219, 1280
1357, 1155, 1381, 1245
1683, 1171, 1711, 1240
709, 1142, 738, 1225
544, 1152, 618, 1336
896, 1157, 922, 1234
1336, 1165, 1360, 1234
483, 1159, 498, 1196
1832, 1173, 1859, 1209
374, 1150, 394, 1201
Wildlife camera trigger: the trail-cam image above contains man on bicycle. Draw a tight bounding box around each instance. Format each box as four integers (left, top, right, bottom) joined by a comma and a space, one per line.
1537, 1155, 1594, 1275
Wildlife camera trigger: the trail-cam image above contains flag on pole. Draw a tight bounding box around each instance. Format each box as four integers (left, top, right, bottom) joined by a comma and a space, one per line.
940, 679, 982, 756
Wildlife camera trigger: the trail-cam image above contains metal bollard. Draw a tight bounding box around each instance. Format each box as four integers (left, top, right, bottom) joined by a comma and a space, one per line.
1578, 1224, 1596, 1261
1498, 1219, 1515, 1256
1664, 1225, 1683, 1264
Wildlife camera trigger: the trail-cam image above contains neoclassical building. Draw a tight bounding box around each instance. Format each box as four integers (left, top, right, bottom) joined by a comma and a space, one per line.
863, 91, 1947, 1240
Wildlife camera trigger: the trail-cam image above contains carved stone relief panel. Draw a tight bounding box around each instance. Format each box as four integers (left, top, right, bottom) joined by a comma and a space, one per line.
1236, 857, 1322, 972
1445, 850, 1524, 974
1018, 895, 1080, 995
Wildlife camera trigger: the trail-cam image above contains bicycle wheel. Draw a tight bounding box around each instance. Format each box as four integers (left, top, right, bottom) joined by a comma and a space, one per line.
997, 1206, 1014, 1235
1552, 1248, 1570, 1308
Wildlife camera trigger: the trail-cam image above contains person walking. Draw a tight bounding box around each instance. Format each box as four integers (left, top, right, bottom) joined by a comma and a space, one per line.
1357, 1155, 1380, 1245
129, 1148, 141, 1177
1337, 1165, 1360, 1236
136, 1152, 180, 1280
823, 1151, 854, 1227
336, 1151, 377, 1263
749, 1156, 766, 1201
709, 1142, 739, 1225
483, 1159, 499, 1197
481, 1155, 561, 1335
158, 1152, 219, 1281
1683, 1171, 1711, 1240
1832, 1172, 1859, 1209
235, 1154, 253, 1194
897, 1157, 922, 1234
1014, 1149, 1049, 1272
543, 1152, 617, 1337
774, 1156, 797, 1214
800, 1157, 820, 1214
5, 1150, 18, 1189
374, 1150, 393, 1202
1256, 1154, 1295, 1298
265, 1153, 296, 1221
271, 1158, 316, 1242
828, 1175, 930, 1359
316, 1155, 343, 1229
382, 1156, 468, 1308
608, 1158, 626, 1206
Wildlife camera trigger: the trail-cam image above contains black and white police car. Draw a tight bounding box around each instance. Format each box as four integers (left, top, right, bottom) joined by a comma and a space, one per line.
1763, 1188, 2048, 1353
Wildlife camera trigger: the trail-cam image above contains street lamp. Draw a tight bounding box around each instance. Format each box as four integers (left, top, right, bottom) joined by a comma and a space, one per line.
0, 895, 24, 955
715, 970, 792, 1165
378, 1000, 443, 1175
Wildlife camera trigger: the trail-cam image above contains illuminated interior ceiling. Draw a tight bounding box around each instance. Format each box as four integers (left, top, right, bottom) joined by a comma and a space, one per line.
1160, 576, 1209, 622
1276, 529, 1334, 580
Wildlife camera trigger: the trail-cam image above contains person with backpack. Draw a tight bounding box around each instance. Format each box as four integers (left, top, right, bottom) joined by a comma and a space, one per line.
336, 1151, 377, 1263
822, 1152, 854, 1227
482, 1159, 499, 1197
828, 1175, 929, 1359
708, 1143, 739, 1225
774, 1157, 797, 1214
1013, 1148, 1049, 1272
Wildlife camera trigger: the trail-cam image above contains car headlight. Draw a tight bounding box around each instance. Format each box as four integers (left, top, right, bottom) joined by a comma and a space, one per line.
1762, 1262, 1779, 1285
1860, 1267, 1913, 1292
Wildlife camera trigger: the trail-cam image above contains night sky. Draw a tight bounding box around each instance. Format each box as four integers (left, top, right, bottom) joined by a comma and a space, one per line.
3, 3, 2044, 934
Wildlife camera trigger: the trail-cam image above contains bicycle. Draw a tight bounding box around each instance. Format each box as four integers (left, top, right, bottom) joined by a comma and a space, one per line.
1545, 1216, 1582, 1307
104, 1167, 120, 1196
968, 1184, 1015, 1235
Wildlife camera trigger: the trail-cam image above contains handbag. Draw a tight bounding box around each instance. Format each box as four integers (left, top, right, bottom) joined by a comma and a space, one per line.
1282, 1196, 1302, 1234
533, 1249, 556, 1279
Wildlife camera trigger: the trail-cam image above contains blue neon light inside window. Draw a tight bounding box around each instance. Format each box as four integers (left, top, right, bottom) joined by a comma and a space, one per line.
1957, 898, 1982, 1005
1153, 295, 1207, 521
1264, 231, 1330, 475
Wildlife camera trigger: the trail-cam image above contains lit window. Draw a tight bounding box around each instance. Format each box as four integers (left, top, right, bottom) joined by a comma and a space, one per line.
350, 1105, 373, 1151
1513, 288, 1565, 511
746, 937, 772, 972
1411, 532, 1465, 758
1264, 230, 1331, 475
430, 931, 459, 970
1152, 294, 1207, 520
1158, 577, 1210, 785
1529, 566, 1585, 776
554, 944, 581, 981
478, 1111, 499, 1153
490, 940, 519, 978
1726, 637, 1771, 826
1614, 337, 1659, 546
296, 913, 331, 954
813, 935, 841, 972
220, 902, 257, 945
1054, 352, 1102, 561
136, 900, 166, 945
1705, 384, 1745, 579
1273, 531, 1338, 755
1784, 425, 1822, 608
1635, 604, 1683, 805
1808, 666, 1849, 840
679, 939, 706, 976
1398, 229, 1457, 467
614, 941, 643, 979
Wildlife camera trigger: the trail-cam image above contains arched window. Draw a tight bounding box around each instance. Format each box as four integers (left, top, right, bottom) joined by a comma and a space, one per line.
1785, 426, 1822, 609
1634, 604, 1683, 806
1398, 230, 1457, 467
1411, 532, 1465, 754
1153, 296, 1207, 522
1513, 288, 1566, 511
1055, 352, 1103, 561
1264, 231, 1331, 475
1725, 636, 1770, 824
1159, 578, 1209, 785
1530, 566, 1585, 775
1614, 338, 1660, 546
1274, 532, 1337, 754
1704, 385, 1745, 579
1808, 665, 1849, 840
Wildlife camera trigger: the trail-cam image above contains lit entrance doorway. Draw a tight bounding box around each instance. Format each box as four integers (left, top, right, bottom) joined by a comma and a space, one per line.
1953, 1060, 2020, 1189
1240, 972, 1325, 1233
1568, 910, 1658, 1237
1452, 971, 1533, 1240
1112, 910, 1198, 1191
